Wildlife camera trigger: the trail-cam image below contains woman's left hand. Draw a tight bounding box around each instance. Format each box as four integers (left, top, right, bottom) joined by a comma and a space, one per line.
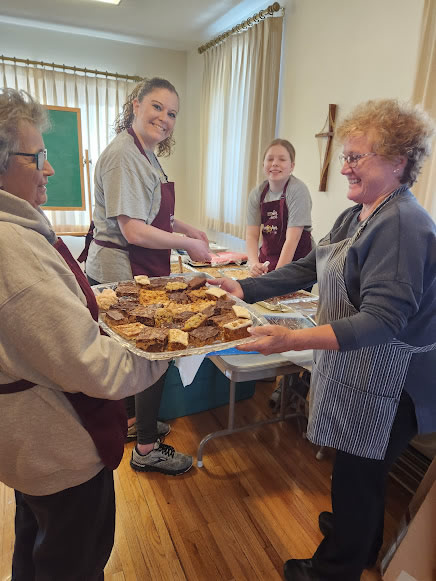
237, 325, 295, 355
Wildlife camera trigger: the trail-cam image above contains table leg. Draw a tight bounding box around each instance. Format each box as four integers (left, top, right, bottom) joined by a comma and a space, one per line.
228, 380, 236, 430
197, 376, 306, 467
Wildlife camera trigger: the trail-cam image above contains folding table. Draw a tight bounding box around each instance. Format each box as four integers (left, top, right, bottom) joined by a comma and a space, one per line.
197, 353, 307, 467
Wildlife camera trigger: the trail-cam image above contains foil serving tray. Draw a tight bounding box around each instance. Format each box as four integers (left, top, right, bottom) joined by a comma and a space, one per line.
256, 290, 319, 312
92, 275, 267, 360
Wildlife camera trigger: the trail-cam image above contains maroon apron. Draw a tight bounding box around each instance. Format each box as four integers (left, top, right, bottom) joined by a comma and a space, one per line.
258, 180, 312, 271
0, 237, 127, 471
78, 128, 175, 277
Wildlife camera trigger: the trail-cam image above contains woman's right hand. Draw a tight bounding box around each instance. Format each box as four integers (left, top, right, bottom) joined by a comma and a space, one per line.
207, 277, 244, 299
185, 238, 212, 263
249, 261, 269, 277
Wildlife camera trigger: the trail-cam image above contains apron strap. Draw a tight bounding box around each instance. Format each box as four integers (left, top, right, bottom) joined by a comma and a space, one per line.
0, 379, 36, 394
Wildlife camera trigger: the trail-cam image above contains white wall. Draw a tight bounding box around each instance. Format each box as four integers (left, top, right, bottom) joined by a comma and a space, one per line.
0, 20, 190, 224
1, 0, 426, 246
277, 0, 424, 243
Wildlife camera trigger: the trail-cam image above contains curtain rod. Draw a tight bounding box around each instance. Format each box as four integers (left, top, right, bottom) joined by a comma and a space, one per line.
198, 2, 282, 54
0, 55, 143, 82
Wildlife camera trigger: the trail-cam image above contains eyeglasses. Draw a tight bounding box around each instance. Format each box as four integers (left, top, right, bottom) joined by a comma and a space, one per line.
338, 152, 377, 168
10, 149, 48, 170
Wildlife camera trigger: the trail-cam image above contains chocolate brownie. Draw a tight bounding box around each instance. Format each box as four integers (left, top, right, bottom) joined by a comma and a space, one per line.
112, 297, 139, 312
187, 276, 207, 290
168, 291, 190, 304
105, 309, 131, 327
136, 327, 169, 352
214, 298, 236, 314
189, 326, 220, 347
115, 282, 139, 297
130, 305, 160, 326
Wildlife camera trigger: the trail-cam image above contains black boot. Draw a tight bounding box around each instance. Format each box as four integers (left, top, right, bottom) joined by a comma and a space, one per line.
283, 559, 325, 581
318, 511, 333, 537
317, 512, 377, 569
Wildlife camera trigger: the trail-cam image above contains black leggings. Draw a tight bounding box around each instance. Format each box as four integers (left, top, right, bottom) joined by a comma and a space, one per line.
87, 275, 166, 445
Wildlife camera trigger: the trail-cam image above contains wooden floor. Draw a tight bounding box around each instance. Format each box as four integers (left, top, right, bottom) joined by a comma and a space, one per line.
0, 379, 411, 580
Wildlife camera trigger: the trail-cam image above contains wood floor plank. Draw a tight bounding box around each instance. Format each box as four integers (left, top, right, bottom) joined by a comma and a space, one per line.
0, 380, 412, 581
104, 572, 126, 581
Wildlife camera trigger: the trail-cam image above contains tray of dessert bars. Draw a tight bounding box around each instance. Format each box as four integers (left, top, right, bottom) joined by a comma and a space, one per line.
256, 290, 319, 312
217, 266, 252, 280
92, 273, 267, 360
264, 312, 316, 330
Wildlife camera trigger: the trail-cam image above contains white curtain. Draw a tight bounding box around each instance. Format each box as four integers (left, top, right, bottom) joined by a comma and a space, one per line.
1, 59, 137, 232
411, 0, 436, 220
200, 16, 283, 239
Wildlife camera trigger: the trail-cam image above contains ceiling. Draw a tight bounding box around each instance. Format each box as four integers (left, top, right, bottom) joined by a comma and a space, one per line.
0, 0, 274, 51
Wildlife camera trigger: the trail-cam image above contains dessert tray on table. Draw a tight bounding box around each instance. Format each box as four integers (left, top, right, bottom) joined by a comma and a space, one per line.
256, 290, 319, 315
264, 312, 316, 330
182, 263, 252, 279
92, 273, 267, 360
185, 251, 248, 268
217, 266, 252, 280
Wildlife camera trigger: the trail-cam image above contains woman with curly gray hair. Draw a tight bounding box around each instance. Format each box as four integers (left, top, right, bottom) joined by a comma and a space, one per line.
211, 98, 436, 581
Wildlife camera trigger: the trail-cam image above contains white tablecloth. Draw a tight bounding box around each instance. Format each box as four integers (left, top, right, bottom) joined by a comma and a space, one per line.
278, 349, 313, 372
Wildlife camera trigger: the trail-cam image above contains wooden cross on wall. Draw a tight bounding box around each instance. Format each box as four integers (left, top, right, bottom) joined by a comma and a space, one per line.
315, 104, 337, 191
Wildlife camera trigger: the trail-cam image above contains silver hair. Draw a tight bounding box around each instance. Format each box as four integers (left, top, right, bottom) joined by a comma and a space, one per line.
0, 88, 50, 174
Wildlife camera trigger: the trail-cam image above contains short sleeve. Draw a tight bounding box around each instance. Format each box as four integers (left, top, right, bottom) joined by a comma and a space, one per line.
94, 134, 162, 224
285, 176, 312, 229
101, 162, 160, 223
246, 182, 267, 226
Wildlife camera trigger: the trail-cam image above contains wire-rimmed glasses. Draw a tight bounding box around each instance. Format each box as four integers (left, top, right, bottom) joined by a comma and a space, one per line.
338, 152, 377, 168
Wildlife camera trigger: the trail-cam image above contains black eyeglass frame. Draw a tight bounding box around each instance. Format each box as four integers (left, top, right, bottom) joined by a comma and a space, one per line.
10, 149, 48, 170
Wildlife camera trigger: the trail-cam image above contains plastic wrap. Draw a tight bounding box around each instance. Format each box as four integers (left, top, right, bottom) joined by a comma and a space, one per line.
256, 290, 319, 312
264, 312, 316, 330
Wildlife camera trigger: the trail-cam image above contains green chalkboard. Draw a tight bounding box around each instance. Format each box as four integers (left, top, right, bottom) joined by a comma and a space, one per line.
42, 106, 85, 210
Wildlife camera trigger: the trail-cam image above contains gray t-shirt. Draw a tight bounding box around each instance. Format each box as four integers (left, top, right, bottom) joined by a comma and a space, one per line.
86, 131, 167, 283
246, 175, 312, 231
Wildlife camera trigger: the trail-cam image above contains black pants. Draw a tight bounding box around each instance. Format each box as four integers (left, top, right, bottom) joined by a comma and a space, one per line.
12, 468, 115, 581
87, 274, 166, 445
311, 391, 417, 581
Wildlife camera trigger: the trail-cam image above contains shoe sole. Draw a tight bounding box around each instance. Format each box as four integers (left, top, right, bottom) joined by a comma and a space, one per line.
129, 460, 193, 476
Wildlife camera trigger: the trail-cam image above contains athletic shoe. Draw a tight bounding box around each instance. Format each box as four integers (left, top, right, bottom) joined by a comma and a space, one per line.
130, 441, 193, 475
126, 420, 171, 442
